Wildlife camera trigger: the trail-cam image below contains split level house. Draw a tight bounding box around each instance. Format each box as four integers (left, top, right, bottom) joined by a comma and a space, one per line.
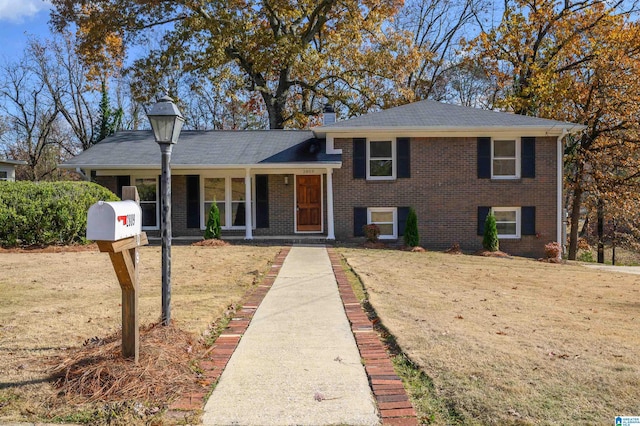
60, 100, 585, 257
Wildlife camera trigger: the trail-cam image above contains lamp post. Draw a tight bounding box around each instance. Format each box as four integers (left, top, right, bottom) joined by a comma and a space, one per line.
147, 95, 184, 326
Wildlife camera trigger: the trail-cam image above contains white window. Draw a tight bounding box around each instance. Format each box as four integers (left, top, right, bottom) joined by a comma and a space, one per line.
0, 171, 7, 181
492, 139, 520, 179
492, 207, 520, 239
134, 177, 159, 230
367, 140, 395, 180
367, 207, 397, 239
203, 177, 250, 229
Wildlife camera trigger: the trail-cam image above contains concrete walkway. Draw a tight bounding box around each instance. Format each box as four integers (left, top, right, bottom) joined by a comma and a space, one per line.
201, 246, 379, 426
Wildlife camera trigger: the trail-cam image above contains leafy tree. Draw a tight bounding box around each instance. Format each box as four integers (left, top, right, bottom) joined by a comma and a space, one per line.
471, 0, 640, 260
204, 201, 221, 240
482, 213, 499, 252
51, 0, 415, 129
403, 207, 420, 247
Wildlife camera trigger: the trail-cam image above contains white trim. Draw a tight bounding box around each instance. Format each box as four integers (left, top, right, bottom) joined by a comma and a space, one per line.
325, 135, 342, 154
294, 173, 324, 234
326, 168, 335, 240
367, 207, 398, 239
131, 175, 160, 231
366, 139, 396, 180
492, 207, 521, 239
491, 137, 520, 179
65, 163, 342, 171
314, 124, 586, 139
244, 169, 253, 240
557, 132, 566, 245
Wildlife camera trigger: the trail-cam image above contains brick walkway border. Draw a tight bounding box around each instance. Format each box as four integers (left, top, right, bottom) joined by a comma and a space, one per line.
327, 248, 419, 426
170, 245, 419, 426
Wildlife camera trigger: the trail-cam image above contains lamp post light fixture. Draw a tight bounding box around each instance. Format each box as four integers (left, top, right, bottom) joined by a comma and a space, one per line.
147, 95, 184, 326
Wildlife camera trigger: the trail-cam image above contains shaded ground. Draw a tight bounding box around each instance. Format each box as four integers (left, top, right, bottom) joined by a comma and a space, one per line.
0, 244, 279, 424
340, 248, 640, 425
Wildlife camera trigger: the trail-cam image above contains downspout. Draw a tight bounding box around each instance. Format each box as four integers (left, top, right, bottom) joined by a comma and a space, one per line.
557, 129, 568, 249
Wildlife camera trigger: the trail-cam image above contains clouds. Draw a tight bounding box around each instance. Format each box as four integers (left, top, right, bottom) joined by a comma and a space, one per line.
0, 0, 51, 23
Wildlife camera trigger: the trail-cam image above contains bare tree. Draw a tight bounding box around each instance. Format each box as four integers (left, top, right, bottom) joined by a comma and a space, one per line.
0, 58, 66, 180
29, 34, 99, 151
396, 0, 486, 101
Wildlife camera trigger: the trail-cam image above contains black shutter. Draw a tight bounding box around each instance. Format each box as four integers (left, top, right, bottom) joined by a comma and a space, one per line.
478, 206, 491, 235
397, 207, 410, 236
354, 207, 367, 236
477, 137, 491, 179
397, 138, 411, 178
522, 137, 536, 178
116, 176, 130, 199
522, 206, 536, 235
353, 138, 366, 179
186, 175, 200, 228
255, 175, 269, 228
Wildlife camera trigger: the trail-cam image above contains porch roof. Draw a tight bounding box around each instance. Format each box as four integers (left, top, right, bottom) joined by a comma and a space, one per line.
60, 130, 341, 170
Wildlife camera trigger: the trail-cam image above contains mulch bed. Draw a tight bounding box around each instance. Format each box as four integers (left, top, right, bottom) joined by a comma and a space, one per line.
49, 322, 204, 405
474, 249, 512, 258
191, 239, 230, 247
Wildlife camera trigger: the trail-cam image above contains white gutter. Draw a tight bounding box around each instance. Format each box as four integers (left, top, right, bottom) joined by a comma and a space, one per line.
313, 124, 586, 138
58, 162, 343, 171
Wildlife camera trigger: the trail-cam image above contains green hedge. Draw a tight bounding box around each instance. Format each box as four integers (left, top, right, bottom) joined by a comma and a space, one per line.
0, 181, 119, 247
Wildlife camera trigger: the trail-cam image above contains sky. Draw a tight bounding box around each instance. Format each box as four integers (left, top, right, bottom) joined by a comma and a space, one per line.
0, 0, 53, 62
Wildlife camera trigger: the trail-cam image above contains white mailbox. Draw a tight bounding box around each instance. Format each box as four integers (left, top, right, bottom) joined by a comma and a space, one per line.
87, 200, 142, 241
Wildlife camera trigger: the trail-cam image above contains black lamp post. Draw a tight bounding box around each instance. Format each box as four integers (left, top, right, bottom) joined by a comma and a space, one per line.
147, 95, 184, 326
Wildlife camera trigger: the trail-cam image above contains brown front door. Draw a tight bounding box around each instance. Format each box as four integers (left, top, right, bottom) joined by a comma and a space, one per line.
296, 175, 322, 232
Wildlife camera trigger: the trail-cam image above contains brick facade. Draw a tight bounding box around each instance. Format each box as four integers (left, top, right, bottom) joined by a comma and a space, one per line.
332, 136, 558, 258
94, 136, 557, 257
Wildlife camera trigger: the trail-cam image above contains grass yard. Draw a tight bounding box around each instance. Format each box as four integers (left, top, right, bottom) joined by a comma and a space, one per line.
0, 244, 280, 424
340, 248, 640, 425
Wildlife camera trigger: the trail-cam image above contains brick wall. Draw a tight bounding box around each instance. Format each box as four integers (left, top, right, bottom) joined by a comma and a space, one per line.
333, 136, 558, 257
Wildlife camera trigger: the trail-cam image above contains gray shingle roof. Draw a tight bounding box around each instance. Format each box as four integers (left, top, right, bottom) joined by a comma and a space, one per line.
317, 99, 583, 132
60, 130, 341, 169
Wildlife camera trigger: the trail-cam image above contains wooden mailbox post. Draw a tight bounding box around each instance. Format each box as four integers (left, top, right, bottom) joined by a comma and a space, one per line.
87, 186, 148, 363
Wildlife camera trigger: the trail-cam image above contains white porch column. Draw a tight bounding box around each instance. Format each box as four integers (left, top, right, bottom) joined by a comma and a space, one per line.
245, 168, 253, 240
326, 168, 336, 240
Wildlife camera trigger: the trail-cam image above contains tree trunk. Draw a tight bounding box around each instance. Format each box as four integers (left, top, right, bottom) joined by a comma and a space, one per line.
263, 92, 287, 129
568, 185, 583, 260
597, 199, 604, 264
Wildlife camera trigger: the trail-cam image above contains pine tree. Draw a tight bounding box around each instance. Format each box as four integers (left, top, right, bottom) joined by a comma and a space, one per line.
403, 207, 420, 247
482, 213, 499, 252
204, 201, 221, 240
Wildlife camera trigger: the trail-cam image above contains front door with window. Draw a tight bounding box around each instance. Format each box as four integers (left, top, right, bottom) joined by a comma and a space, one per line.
296, 175, 322, 232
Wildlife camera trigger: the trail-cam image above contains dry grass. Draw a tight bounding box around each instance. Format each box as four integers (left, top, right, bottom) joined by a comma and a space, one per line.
0, 244, 279, 424
339, 248, 640, 425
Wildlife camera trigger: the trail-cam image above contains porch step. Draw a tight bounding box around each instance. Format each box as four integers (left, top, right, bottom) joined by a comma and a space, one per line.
147, 235, 335, 246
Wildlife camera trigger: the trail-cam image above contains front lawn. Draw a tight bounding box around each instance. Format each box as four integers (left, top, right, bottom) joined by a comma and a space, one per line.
340, 248, 640, 425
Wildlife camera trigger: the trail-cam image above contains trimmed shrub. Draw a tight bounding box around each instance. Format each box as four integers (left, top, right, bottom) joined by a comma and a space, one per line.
482, 213, 499, 252
204, 201, 221, 240
403, 207, 420, 247
363, 223, 380, 243
0, 181, 119, 247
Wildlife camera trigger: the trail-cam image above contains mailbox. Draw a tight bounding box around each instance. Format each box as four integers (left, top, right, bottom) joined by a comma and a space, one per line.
87, 200, 142, 241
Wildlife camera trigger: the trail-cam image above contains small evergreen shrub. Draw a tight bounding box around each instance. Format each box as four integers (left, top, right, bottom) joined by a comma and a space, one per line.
0, 181, 119, 247
482, 213, 499, 252
363, 224, 380, 243
204, 201, 221, 239
544, 242, 562, 259
403, 207, 420, 247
